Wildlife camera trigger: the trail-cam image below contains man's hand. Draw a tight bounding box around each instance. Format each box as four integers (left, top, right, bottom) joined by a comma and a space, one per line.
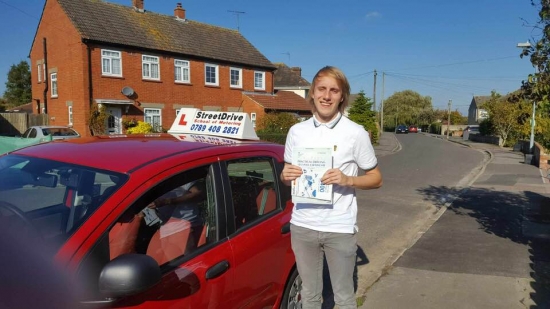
320, 168, 349, 186
281, 163, 303, 186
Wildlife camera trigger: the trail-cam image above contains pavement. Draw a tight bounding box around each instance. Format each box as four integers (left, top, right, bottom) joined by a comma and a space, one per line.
358, 132, 550, 308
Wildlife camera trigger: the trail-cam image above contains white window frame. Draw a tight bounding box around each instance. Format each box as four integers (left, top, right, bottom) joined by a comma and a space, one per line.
43, 64, 46, 81
254, 71, 265, 90
101, 49, 122, 77
51, 73, 58, 98
37, 64, 42, 82
142, 55, 160, 80
144, 108, 162, 132
230, 67, 242, 88
174, 59, 190, 83
205, 64, 219, 86
68, 106, 73, 126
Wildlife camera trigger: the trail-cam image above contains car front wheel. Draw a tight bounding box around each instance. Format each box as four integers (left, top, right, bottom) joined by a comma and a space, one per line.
280, 268, 302, 309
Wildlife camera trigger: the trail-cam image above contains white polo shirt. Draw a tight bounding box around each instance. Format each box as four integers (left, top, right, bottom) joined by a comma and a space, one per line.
284, 113, 377, 233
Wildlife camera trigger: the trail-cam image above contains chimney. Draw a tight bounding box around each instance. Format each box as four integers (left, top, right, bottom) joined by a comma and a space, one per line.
132, 0, 144, 11
290, 67, 302, 76
174, 3, 186, 19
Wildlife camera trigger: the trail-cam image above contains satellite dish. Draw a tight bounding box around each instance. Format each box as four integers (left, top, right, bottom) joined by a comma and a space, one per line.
121, 86, 135, 97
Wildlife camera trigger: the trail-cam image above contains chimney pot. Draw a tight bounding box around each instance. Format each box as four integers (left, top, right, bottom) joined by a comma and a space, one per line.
174, 2, 186, 19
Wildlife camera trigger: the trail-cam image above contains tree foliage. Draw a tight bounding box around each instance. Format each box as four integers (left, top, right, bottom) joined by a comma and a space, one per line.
256, 112, 299, 134
449, 110, 467, 125
519, 0, 550, 149
482, 91, 528, 146
87, 104, 109, 136
3, 61, 31, 107
381, 90, 433, 129
347, 90, 378, 144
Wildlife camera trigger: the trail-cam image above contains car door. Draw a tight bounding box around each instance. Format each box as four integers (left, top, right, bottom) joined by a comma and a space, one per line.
220, 153, 294, 308
73, 162, 237, 308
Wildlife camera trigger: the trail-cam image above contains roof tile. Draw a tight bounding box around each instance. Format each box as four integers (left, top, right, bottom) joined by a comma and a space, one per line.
57, 0, 275, 69
245, 91, 311, 112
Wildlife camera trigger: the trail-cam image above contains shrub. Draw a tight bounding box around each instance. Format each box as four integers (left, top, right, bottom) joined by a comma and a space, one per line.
126, 121, 153, 134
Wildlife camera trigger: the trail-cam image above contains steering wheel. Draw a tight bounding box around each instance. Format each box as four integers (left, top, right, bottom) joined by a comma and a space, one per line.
0, 201, 37, 231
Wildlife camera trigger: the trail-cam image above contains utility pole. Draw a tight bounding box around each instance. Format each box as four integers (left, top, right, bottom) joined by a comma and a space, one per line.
373, 70, 377, 112
447, 99, 452, 140
380, 72, 385, 134
228, 10, 246, 32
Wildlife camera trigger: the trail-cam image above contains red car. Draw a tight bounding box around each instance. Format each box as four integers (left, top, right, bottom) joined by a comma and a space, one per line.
408, 125, 418, 133
0, 109, 301, 308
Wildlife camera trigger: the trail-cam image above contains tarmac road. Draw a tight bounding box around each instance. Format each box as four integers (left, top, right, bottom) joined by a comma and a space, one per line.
358, 134, 550, 308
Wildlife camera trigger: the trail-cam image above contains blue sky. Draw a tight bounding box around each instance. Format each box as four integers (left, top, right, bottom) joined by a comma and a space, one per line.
0, 0, 541, 115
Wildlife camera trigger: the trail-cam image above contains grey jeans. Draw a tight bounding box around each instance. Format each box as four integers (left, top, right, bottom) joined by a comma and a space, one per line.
290, 224, 357, 309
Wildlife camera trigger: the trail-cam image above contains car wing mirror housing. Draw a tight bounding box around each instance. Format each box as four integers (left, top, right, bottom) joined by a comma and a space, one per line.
98, 254, 161, 298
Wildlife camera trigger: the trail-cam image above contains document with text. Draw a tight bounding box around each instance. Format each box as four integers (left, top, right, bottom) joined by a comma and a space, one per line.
291, 147, 333, 204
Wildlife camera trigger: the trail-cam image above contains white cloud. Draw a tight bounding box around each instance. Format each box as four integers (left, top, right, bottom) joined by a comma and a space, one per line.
365, 11, 381, 20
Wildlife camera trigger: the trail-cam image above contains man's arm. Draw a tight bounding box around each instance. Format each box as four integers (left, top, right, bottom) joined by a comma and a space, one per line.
321, 166, 382, 190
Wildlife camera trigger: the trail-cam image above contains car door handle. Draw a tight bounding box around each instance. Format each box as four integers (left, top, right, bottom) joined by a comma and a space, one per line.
281, 222, 290, 234
205, 260, 230, 280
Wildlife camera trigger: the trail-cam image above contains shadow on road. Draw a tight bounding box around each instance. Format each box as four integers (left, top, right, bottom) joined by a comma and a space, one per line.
417, 185, 550, 308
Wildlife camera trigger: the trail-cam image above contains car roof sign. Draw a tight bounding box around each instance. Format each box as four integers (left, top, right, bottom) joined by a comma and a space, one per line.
168, 108, 259, 140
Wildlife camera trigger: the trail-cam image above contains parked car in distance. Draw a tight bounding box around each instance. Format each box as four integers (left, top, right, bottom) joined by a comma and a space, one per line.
21, 126, 80, 140
0, 109, 300, 309
408, 125, 418, 133
395, 125, 408, 134
462, 125, 480, 141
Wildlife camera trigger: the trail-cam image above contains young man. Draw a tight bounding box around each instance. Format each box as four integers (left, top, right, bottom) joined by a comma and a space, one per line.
281, 66, 383, 309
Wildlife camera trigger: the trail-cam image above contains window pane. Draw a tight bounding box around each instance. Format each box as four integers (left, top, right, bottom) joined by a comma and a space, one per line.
112, 59, 121, 75
102, 59, 111, 74
151, 64, 159, 79
227, 158, 277, 230
143, 63, 150, 77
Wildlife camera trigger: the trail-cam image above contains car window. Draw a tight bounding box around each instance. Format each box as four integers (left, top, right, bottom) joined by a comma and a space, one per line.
28, 128, 37, 138
226, 157, 279, 231
0, 155, 126, 256
103, 165, 214, 267
21, 128, 32, 138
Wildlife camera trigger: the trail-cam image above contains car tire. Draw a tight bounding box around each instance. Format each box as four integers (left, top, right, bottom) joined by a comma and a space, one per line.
280, 267, 301, 309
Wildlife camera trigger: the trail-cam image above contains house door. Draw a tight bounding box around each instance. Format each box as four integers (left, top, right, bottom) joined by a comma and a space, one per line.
106, 107, 122, 134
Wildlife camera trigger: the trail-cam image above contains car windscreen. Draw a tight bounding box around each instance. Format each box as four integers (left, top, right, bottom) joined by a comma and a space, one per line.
42, 128, 79, 137
0, 154, 127, 256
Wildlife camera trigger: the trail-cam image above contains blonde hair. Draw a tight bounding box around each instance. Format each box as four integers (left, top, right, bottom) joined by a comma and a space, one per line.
307, 66, 351, 114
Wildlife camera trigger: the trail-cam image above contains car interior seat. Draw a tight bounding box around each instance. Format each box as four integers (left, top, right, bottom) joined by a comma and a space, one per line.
146, 217, 191, 265
256, 182, 277, 215
109, 212, 143, 260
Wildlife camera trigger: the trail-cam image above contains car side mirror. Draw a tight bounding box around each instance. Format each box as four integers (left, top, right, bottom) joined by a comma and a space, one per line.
98, 254, 162, 298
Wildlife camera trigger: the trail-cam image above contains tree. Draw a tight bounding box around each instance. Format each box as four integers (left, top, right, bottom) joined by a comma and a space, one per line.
381, 90, 432, 129
256, 112, 299, 134
519, 0, 550, 149
347, 90, 378, 144
0, 97, 7, 112
3, 61, 31, 107
482, 91, 526, 146
449, 110, 467, 125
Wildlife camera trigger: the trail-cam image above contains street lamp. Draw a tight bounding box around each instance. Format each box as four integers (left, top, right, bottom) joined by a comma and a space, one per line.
517, 41, 537, 154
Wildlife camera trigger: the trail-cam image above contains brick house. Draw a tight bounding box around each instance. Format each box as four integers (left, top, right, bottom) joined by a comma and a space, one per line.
30, 0, 276, 136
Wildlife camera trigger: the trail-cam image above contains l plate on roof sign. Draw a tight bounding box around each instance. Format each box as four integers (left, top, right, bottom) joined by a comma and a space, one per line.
168, 108, 259, 140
